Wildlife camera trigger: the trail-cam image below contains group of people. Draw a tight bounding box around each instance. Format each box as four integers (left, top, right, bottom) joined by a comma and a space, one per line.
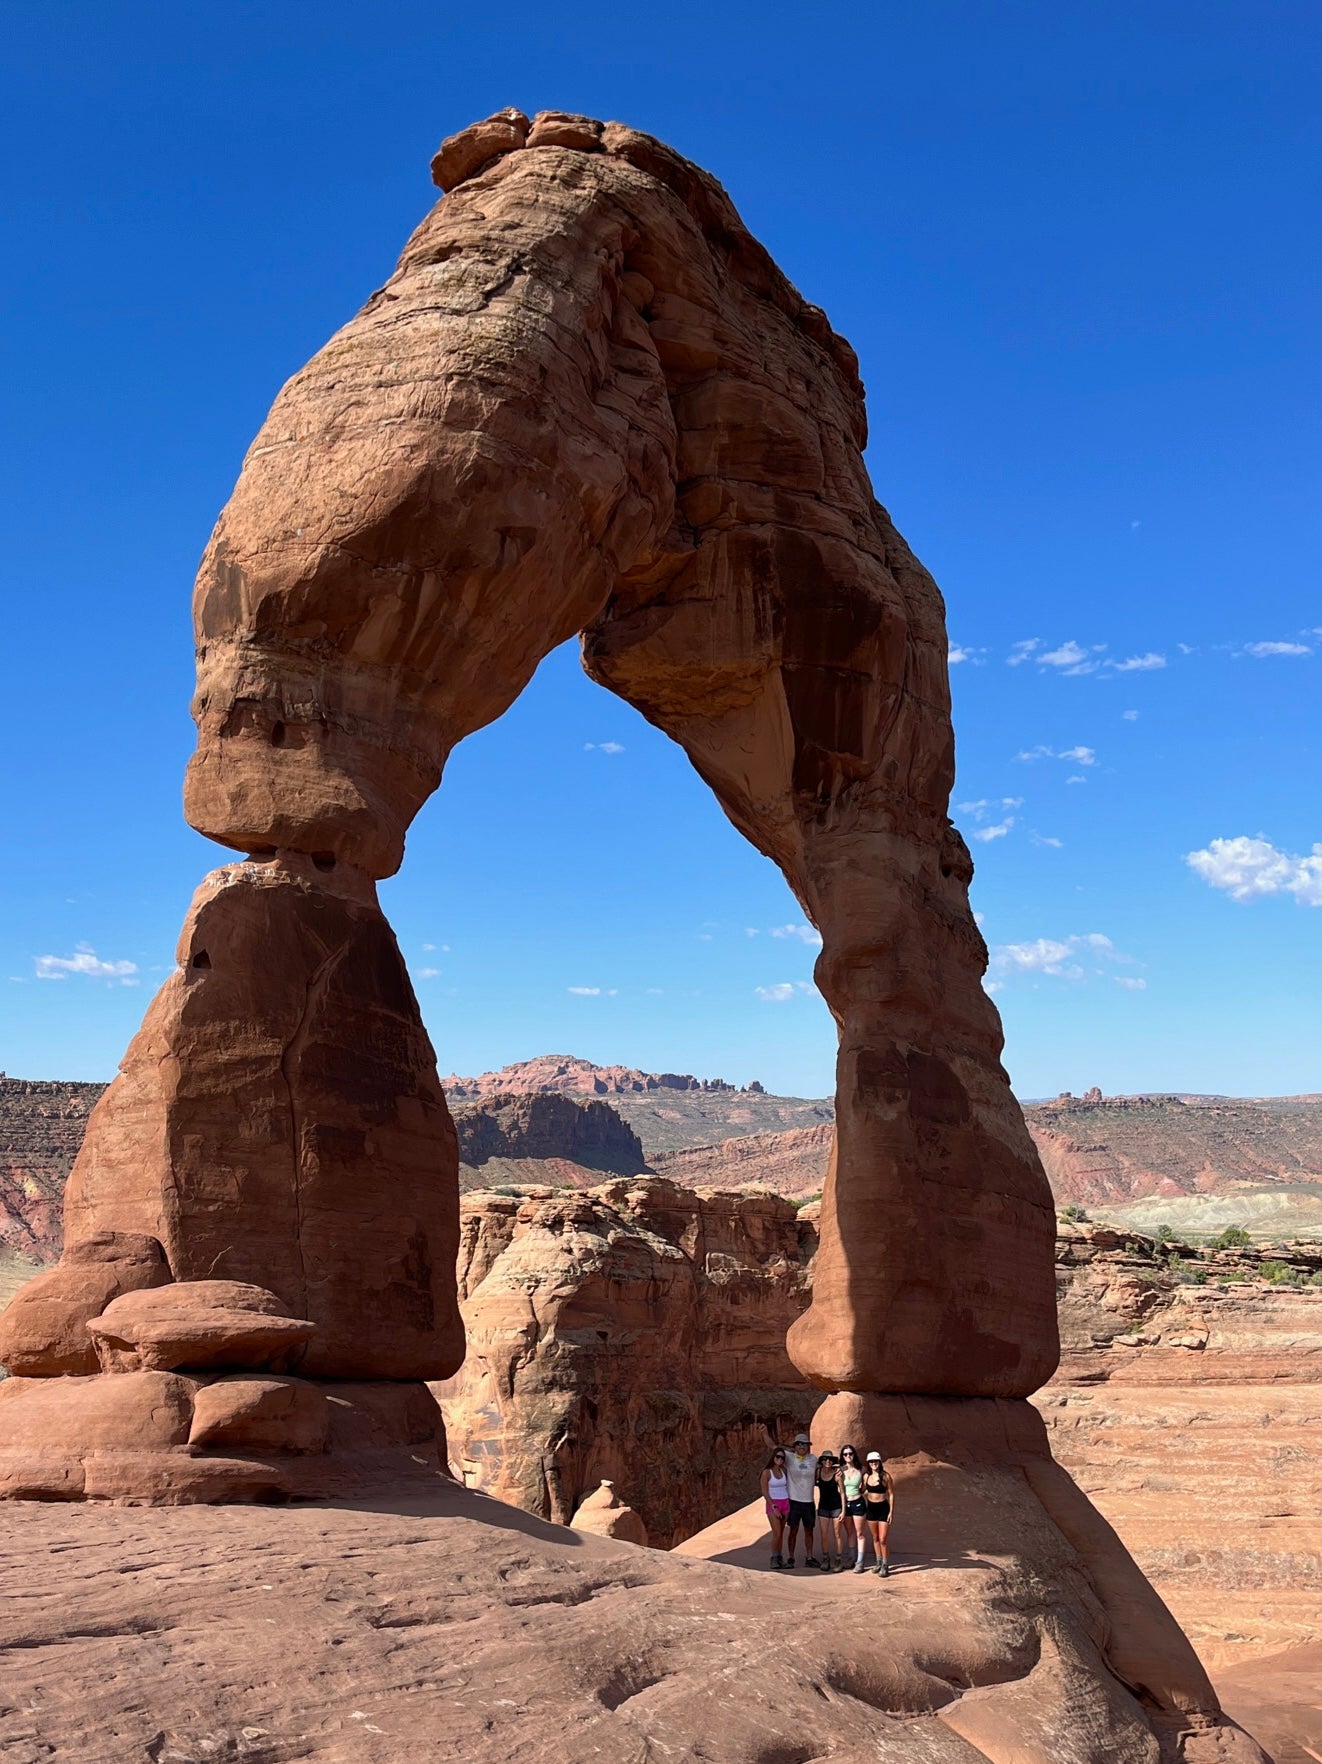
760, 1434, 895, 1575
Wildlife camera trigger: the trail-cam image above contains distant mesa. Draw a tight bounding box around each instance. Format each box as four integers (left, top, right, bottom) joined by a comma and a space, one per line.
443, 1054, 754, 1099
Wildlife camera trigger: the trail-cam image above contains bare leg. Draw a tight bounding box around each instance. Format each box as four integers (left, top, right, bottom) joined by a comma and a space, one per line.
766, 1505, 785, 1566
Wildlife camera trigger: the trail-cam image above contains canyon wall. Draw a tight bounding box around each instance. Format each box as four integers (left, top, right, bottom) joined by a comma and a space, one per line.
436, 1179, 817, 1547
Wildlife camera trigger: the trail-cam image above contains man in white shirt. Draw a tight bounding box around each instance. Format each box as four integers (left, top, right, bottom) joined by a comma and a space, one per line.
782, 1432, 819, 1569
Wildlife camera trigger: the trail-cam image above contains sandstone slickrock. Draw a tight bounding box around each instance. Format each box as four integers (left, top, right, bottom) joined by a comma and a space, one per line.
0, 1230, 169, 1375
436, 1179, 816, 1546
0, 1483, 1271, 1764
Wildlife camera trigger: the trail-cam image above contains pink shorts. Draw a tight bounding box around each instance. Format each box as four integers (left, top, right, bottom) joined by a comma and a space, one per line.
766, 1498, 789, 1518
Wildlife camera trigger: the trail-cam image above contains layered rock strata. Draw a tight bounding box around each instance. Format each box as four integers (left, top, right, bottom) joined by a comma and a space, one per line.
436, 1180, 817, 1547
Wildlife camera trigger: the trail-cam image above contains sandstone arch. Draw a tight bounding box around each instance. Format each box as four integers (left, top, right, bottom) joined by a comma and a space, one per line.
3, 105, 1058, 1431
0, 110, 1269, 1763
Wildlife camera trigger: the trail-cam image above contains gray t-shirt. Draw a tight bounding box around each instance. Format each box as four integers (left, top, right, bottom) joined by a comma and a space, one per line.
784, 1450, 818, 1502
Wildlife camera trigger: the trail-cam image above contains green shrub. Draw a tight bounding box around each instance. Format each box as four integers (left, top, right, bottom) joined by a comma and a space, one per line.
1059, 1203, 1089, 1223
1211, 1225, 1252, 1250
1152, 1225, 1174, 1246
1259, 1259, 1307, 1287
796, 1192, 823, 1209
1169, 1256, 1207, 1285
1310, 1271, 1322, 1288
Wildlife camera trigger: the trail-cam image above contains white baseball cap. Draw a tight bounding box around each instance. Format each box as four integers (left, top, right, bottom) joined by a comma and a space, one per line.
866, 1450, 882, 1461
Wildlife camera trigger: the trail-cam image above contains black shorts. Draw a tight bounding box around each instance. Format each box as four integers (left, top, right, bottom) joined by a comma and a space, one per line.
864, 1502, 891, 1523
816, 1498, 842, 1519
845, 1498, 866, 1517
787, 1498, 816, 1526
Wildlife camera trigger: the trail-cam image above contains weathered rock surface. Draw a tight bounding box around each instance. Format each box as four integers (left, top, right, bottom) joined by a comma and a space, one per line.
59, 858, 462, 1383
652, 1121, 832, 1196
570, 1478, 649, 1546
0, 1477, 1270, 1764
436, 1179, 816, 1546
0, 1231, 170, 1375
86, 1279, 316, 1374
1034, 1221, 1322, 1690
178, 108, 1058, 1400
453, 1091, 649, 1178
188, 1374, 330, 1453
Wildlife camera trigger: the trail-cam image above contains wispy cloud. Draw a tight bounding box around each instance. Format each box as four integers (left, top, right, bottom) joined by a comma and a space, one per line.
1015, 744, 1097, 766
949, 642, 987, 665
567, 984, 620, 996
769, 923, 823, 946
755, 981, 816, 1003
1240, 641, 1312, 659
1007, 639, 1042, 667
34, 945, 138, 985
988, 932, 1135, 985
1031, 833, 1064, 849
583, 740, 626, 753
1008, 637, 1165, 676
972, 818, 1015, 843
1115, 976, 1148, 991
1186, 836, 1322, 907
416, 967, 441, 980
1109, 652, 1166, 672
1121, 709, 1140, 721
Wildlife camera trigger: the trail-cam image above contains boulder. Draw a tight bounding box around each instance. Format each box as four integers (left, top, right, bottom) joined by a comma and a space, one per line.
0, 1369, 193, 1454
0, 1231, 170, 1375
86, 1280, 314, 1374
571, 1479, 648, 1546
188, 1375, 329, 1454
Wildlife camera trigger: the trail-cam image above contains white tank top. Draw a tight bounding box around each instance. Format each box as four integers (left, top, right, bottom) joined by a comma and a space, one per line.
768, 1470, 789, 1500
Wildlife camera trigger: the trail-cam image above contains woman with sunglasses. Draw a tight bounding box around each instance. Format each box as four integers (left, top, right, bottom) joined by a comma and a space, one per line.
863, 1450, 895, 1577
760, 1447, 791, 1570
814, 1449, 844, 1570
838, 1443, 869, 1572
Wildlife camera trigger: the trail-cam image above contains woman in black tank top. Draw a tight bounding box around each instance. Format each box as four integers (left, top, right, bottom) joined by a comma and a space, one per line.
813, 1451, 844, 1571
862, 1452, 894, 1577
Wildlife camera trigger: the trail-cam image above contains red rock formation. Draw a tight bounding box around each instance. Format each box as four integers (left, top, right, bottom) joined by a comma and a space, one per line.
178, 109, 1054, 1400
651, 1122, 832, 1197
436, 1179, 816, 1547
453, 1091, 649, 1177
445, 1053, 740, 1098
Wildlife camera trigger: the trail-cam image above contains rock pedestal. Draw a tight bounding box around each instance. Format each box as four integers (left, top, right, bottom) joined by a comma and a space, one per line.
570, 1479, 649, 1547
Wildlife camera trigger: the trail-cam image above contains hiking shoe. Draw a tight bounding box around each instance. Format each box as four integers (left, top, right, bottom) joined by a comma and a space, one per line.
881, 1563, 891, 1578
819, 1559, 833, 1572
852, 1560, 866, 1574
769, 1553, 783, 1571
805, 1557, 820, 1569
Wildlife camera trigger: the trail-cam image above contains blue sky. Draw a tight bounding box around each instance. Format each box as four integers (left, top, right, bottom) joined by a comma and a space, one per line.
2, 2, 1318, 1098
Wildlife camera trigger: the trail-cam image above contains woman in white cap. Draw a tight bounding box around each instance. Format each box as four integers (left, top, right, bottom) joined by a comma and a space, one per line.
862, 1450, 895, 1577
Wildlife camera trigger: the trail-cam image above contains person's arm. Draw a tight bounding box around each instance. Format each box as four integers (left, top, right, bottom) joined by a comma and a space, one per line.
760, 1469, 770, 1504
885, 1469, 896, 1515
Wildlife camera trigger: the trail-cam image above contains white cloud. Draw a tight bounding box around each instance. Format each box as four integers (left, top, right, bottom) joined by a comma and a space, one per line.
1121, 709, 1140, 721
1185, 835, 1322, 907
583, 740, 626, 753
1115, 976, 1148, 991
972, 818, 1015, 843
416, 967, 441, 980
1031, 833, 1064, 848
1016, 744, 1097, 767
1242, 641, 1311, 658
1109, 652, 1166, 672
1038, 639, 1098, 674
755, 981, 815, 1003
568, 985, 601, 995
987, 931, 1136, 986
1007, 639, 1041, 666
1178, 642, 1199, 655
34, 945, 138, 985
958, 797, 1022, 823
1066, 775, 1088, 785
949, 643, 987, 665
769, 923, 823, 945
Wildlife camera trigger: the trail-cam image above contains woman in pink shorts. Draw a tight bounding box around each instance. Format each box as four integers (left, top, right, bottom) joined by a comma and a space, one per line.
760, 1447, 791, 1570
